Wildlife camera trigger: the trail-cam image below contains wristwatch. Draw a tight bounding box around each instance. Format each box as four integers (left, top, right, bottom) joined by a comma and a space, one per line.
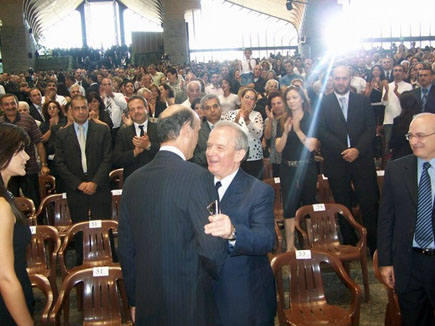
228, 226, 236, 241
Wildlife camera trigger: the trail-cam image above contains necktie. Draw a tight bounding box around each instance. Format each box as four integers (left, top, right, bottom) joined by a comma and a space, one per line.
78, 125, 87, 174
105, 97, 112, 115
386, 72, 390, 80
215, 181, 222, 201
138, 125, 145, 137
339, 97, 348, 120
415, 162, 434, 248
422, 88, 428, 111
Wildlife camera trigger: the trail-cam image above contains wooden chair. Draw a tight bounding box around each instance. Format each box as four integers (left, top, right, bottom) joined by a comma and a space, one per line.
38, 174, 56, 200
48, 266, 132, 326
26, 225, 61, 301
36, 194, 72, 237
14, 196, 37, 225
263, 158, 274, 180
30, 273, 54, 326
58, 220, 119, 279
111, 189, 122, 223
109, 168, 124, 189
271, 250, 361, 326
294, 203, 370, 302
377, 171, 385, 197
372, 250, 401, 326
263, 178, 284, 223
317, 174, 335, 203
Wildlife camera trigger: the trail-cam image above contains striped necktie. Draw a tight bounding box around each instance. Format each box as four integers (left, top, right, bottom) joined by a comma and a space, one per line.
415, 162, 434, 248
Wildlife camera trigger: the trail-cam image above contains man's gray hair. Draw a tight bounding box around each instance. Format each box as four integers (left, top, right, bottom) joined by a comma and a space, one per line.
213, 121, 249, 152
200, 94, 220, 110
187, 80, 201, 91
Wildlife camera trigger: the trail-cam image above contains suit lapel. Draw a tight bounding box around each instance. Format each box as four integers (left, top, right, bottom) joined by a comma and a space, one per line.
68, 124, 81, 152
330, 94, 347, 124
220, 170, 245, 214
85, 121, 96, 151
402, 156, 418, 208
347, 92, 355, 125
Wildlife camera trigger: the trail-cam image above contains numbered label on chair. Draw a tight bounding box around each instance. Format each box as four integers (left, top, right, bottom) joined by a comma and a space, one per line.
62, 192, 67, 199
30, 226, 36, 235
376, 170, 385, 176
93, 266, 109, 277
274, 177, 280, 184
112, 189, 122, 196
295, 250, 312, 260
312, 204, 326, 211
89, 220, 102, 228
321, 174, 328, 180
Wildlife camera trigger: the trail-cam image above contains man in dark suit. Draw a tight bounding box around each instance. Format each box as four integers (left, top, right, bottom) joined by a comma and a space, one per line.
86, 73, 99, 95
113, 95, 159, 180
318, 65, 379, 254
192, 94, 222, 167
204, 121, 276, 325
118, 105, 227, 326
412, 65, 435, 113
28, 88, 45, 124
378, 113, 435, 326
55, 94, 112, 263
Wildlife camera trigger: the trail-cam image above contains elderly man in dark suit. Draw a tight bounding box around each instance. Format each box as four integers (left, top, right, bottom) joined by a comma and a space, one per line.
28, 88, 45, 124
192, 94, 222, 167
204, 121, 276, 326
318, 65, 379, 254
378, 113, 435, 326
113, 95, 159, 180
118, 105, 227, 326
412, 64, 435, 113
55, 94, 112, 263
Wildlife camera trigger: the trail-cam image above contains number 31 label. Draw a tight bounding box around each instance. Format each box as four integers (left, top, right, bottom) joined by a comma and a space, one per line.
93, 267, 109, 277
295, 250, 312, 260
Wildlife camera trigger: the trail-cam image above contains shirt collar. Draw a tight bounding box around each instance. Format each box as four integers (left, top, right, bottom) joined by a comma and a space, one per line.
214, 168, 239, 200
74, 119, 89, 132
334, 91, 350, 102
160, 145, 186, 161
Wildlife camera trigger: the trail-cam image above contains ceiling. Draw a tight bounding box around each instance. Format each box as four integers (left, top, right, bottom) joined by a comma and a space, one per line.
23, 0, 305, 42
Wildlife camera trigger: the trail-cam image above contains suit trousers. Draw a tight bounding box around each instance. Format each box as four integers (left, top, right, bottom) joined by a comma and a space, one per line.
328, 169, 379, 253
242, 159, 264, 180
8, 173, 41, 211
397, 251, 435, 326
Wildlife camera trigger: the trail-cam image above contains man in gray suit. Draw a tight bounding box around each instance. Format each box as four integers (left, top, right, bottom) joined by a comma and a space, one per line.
118, 105, 227, 325
192, 94, 222, 167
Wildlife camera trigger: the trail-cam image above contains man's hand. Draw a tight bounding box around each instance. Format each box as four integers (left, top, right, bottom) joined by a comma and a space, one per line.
130, 306, 136, 323
341, 148, 359, 163
40, 165, 50, 176
204, 214, 233, 239
380, 266, 395, 289
78, 182, 97, 195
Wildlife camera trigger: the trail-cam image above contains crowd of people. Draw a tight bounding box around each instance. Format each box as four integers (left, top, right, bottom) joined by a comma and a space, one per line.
0, 42, 434, 325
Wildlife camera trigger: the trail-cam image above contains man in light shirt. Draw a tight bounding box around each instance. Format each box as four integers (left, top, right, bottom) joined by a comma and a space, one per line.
100, 77, 127, 129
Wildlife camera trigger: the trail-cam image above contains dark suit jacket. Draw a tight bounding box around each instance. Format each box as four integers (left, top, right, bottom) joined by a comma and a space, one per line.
29, 103, 44, 123
377, 155, 435, 292
86, 83, 99, 95
112, 122, 159, 180
411, 84, 435, 113
118, 150, 227, 326
192, 120, 211, 167
55, 121, 112, 207
318, 92, 376, 178
213, 169, 276, 326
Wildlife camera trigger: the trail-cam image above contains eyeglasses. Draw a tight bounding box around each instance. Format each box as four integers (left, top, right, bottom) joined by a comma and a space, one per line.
405, 132, 435, 141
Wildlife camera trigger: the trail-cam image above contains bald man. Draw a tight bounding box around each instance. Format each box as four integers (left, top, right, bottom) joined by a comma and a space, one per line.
119, 105, 227, 326
378, 113, 435, 326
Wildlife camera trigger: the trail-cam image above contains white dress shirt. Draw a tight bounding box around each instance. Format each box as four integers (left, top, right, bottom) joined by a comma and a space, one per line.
159, 145, 186, 161
134, 120, 148, 137
103, 92, 127, 128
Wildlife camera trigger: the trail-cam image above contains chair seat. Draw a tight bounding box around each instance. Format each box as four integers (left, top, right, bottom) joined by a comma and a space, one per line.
312, 243, 362, 261
285, 304, 352, 326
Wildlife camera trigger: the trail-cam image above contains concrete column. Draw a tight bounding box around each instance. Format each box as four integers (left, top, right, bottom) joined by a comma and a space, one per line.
118, 1, 127, 46
161, 0, 200, 65
298, 0, 342, 59
0, 0, 35, 73
76, 2, 88, 48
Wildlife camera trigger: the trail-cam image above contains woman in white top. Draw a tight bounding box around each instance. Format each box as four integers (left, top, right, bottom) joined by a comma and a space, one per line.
218, 76, 240, 115
224, 88, 264, 179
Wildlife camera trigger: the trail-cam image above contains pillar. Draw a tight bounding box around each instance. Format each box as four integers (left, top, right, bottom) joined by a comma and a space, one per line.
118, 1, 127, 46
76, 2, 88, 48
0, 0, 35, 73
161, 0, 200, 65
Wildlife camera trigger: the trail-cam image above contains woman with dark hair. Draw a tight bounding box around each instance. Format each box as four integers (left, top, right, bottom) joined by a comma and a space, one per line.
224, 88, 264, 179
122, 80, 135, 101
191, 98, 204, 120
40, 100, 66, 140
365, 64, 386, 126
148, 84, 167, 119
389, 91, 420, 159
0, 124, 34, 325
218, 76, 240, 114
264, 91, 288, 177
159, 83, 175, 107
276, 85, 318, 251
86, 92, 113, 129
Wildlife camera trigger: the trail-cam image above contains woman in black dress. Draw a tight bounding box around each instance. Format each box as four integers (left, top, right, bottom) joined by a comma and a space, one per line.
364, 64, 386, 126
0, 123, 34, 325
276, 86, 318, 251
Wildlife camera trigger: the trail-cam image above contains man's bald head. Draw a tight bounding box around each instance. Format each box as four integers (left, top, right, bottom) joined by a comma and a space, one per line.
408, 113, 435, 161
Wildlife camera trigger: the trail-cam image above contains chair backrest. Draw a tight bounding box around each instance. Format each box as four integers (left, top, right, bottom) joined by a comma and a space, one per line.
38, 174, 56, 200
49, 266, 131, 326
262, 158, 273, 180
111, 189, 122, 222
36, 194, 72, 235
373, 250, 402, 326
294, 203, 366, 249
317, 174, 335, 203
271, 250, 361, 324
26, 225, 61, 279
58, 220, 119, 278
263, 178, 283, 221
109, 168, 124, 189
29, 273, 54, 326
14, 196, 36, 225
